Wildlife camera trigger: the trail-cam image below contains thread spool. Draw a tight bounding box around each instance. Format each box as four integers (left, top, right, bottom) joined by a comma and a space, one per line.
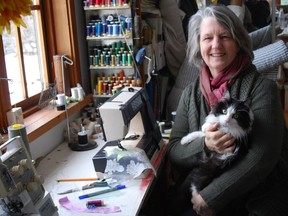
56, 93, 66, 111
95, 124, 102, 134
87, 200, 104, 209
71, 87, 79, 100
8, 124, 31, 157
78, 131, 88, 145
77, 87, 84, 101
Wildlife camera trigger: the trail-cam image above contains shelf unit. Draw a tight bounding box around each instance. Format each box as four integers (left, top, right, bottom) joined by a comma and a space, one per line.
83, 0, 142, 106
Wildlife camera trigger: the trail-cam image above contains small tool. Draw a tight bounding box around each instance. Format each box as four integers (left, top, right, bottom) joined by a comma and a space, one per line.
58, 181, 108, 195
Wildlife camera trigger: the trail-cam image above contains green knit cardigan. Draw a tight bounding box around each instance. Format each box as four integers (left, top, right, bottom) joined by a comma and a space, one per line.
167, 64, 288, 215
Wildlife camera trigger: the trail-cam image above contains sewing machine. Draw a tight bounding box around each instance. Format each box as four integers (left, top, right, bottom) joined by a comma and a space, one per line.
0, 136, 58, 215
93, 87, 162, 173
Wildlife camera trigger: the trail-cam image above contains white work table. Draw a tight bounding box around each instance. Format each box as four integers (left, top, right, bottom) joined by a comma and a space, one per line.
36, 139, 167, 216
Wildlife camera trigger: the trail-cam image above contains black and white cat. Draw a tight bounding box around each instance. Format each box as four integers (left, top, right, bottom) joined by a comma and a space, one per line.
181, 91, 254, 193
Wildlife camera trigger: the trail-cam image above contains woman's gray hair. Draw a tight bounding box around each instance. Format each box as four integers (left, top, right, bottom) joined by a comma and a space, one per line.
187, 5, 254, 68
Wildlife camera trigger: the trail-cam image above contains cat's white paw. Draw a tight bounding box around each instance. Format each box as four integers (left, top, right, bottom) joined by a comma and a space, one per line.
191, 184, 198, 193
181, 131, 204, 145
181, 135, 191, 145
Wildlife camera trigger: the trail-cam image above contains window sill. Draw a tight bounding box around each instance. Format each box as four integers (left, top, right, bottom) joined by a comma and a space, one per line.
24, 94, 93, 143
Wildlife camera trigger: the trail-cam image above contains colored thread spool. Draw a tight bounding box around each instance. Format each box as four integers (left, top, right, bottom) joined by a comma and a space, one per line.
122, 53, 126, 66
101, 0, 105, 6
100, 54, 104, 66
89, 0, 94, 7
98, 80, 103, 94
78, 131, 88, 145
103, 82, 107, 94
105, 55, 110, 66
89, 55, 94, 66
107, 24, 112, 36
86, 26, 91, 37
112, 24, 119, 36
95, 0, 100, 6
95, 124, 102, 134
116, 54, 121, 66
119, 70, 124, 79
97, 22, 102, 36
113, 0, 117, 6
111, 55, 115, 66
108, 83, 112, 94
87, 200, 104, 209
121, 21, 127, 35
117, 41, 122, 49
122, 42, 127, 50
91, 25, 96, 36
94, 55, 99, 66
127, 53, 131, 66
102, 23, 107, 35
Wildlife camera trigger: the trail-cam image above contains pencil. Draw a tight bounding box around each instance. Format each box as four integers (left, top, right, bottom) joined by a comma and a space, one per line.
57, 177, 99, 182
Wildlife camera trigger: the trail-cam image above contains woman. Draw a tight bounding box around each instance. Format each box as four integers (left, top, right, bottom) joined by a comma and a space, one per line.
167, 5, 288, 216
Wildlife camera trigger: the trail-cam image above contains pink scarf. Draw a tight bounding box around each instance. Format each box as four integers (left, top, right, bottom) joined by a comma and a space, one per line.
200, 55, 251, 109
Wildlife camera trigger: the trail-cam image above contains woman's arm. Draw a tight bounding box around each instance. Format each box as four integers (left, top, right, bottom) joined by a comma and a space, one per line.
167, 83, 205, 170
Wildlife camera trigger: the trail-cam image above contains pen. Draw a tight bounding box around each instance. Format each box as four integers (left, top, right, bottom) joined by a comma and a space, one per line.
78, 185, 126, 200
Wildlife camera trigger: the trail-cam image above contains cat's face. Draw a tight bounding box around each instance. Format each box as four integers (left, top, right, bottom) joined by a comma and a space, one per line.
211, 97, 253, 131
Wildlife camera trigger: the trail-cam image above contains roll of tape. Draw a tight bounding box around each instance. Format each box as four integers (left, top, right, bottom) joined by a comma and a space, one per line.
8, 124, 31, 157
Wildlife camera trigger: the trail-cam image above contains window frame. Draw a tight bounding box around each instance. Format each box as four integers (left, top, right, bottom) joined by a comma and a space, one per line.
0, 0, 82, 131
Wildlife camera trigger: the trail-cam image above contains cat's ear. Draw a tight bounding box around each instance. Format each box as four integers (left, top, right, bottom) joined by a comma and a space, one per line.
222, 90, 231, 100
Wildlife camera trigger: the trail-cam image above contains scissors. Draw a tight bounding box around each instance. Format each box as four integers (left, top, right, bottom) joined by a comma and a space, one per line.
58, 181, 108, 195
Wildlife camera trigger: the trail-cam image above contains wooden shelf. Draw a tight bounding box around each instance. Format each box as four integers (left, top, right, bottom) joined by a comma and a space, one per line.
24, 94, 93, 143
84, 4, 130, 10
87, 35, 132, 40
90, 65, 133, 69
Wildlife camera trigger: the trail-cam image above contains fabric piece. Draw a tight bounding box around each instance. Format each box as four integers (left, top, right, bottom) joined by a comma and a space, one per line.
103, 146, 156, 183
253, 40, 288, 74
59, 196, 121, 214
159, 0, 186, 77
200, 55, 251, 108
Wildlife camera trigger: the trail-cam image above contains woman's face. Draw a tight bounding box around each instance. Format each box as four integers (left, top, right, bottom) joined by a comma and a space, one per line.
199, 17, 240, 77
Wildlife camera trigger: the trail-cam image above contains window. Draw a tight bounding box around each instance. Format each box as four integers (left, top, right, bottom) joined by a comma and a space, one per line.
0, 0, 81, 133
2, 1, 48, 109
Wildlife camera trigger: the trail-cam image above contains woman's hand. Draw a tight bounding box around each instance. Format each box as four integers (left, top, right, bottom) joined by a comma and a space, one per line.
192, 191, 214, 216
204, 123, 236, 154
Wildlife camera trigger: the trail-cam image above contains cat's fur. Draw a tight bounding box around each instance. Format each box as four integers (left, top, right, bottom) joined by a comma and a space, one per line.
181, 91, 254, 193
